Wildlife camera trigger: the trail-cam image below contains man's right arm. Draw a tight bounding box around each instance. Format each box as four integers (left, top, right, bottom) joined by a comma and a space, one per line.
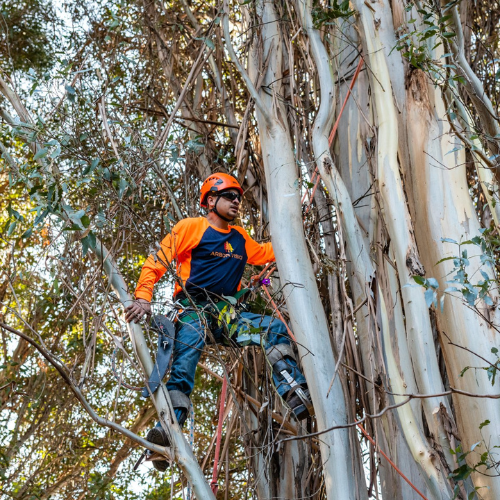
125, 218, 204, 323
125, 219, 187, 323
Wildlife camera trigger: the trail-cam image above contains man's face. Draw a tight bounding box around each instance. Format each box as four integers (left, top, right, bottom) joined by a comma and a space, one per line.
207, 188, 241, 220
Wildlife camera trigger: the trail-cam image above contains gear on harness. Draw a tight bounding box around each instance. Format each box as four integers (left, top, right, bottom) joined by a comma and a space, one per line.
142, 315, 176, 398
266, 344, 314, 420
175, 288, 251, 329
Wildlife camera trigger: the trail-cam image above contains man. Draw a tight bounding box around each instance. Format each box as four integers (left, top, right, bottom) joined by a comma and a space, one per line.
125, 173, 312, 471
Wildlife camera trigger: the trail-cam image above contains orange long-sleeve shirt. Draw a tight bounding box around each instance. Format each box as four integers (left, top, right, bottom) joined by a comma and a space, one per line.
135, 217, 275, 301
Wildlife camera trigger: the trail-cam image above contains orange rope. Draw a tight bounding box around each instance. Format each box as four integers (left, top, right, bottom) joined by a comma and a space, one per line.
328, 57, 364, 147
302, 57, 365, 216
212, 54, 424, 499
210, 374, 228, 495
357, 424, 428, 500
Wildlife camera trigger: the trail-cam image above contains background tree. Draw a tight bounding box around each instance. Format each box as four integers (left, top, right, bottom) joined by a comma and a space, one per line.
1, 0, 500, 498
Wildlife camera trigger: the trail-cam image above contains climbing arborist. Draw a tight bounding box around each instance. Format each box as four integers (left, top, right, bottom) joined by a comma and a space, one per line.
125, 172, 313, 471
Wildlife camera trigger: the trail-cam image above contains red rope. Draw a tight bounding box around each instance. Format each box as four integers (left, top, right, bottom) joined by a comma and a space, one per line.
302, 57, 365, 217
262, 283, 297, 342
328, 57, 364, 147
255, 266, 297, 342
207, 55, 423, 500
210, 373, 228, 495
357, 423, 428, 500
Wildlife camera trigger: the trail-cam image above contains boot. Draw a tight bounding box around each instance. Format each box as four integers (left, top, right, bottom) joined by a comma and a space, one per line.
266, 344, 315, 420
145, 407, 188, 472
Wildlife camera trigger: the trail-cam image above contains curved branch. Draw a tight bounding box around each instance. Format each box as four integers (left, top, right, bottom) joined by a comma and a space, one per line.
222, 0, 272, 126
0, 321, 168, 456
278, 386, 500, 445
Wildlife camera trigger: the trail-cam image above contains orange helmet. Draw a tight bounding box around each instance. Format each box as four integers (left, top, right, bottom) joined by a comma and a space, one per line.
200, 173, 243, 208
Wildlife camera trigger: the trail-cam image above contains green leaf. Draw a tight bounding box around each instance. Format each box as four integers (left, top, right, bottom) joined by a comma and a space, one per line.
81, 231, 96, 257
459, 366, 470, 377
22, 228, 33, 239
7, 204, 24, 221
413, 275, 426, 286
486, 365, 497, 385
450, 463, 472, 481
222, 295, 238, 306
33, 148, 49, 160
80, 215, 90, 228
470, 441, 482, 452
479, 419, 490, 430
83, 158, 99, 176
64, 224, 82, 231
463, 290, 476, 307
438, 14, 452, 23
118, 178, 128, 198
491, 347, 498, 354
424, 287, 435, 307
427, 277, 439, 289
484, 295, 494, 306
50, 143, 61, 158
441, 237, 458, 244
7, 221, 17, 236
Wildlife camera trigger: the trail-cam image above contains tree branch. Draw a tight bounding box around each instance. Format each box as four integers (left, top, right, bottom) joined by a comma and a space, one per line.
0, 321, 169, 457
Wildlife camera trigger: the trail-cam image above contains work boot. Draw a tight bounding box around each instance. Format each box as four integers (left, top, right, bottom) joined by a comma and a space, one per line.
146, 426, 170, 472
287, 386, 314, 421
145, 408, 187, 472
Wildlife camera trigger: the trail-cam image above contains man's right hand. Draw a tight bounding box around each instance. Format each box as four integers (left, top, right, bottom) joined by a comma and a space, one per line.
125, 298, 152, 323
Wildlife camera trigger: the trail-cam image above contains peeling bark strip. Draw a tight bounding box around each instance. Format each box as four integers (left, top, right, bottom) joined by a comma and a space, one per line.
406, 246, 425, 277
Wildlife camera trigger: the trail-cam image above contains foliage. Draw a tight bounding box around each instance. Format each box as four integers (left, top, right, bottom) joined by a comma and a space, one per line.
0, 0, 59, 73
312, 0, 354, 28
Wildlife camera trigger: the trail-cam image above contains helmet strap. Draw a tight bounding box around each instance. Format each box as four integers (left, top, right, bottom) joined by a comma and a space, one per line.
210, 196, 235, 223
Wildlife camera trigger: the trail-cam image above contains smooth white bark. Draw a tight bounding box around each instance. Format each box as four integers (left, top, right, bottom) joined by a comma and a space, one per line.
404, 70, 500, 498
225, 1, 360, 497
295, 0, 374, 289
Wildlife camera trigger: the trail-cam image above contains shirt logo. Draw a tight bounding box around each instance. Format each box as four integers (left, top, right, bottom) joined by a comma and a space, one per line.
210, 240, 243, 260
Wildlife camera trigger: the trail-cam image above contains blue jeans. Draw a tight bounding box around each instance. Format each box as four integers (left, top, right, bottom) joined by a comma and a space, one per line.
165, 310, 306, 399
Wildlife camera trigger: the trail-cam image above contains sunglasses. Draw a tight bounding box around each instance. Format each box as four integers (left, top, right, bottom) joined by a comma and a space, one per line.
218, 191, 242, 202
